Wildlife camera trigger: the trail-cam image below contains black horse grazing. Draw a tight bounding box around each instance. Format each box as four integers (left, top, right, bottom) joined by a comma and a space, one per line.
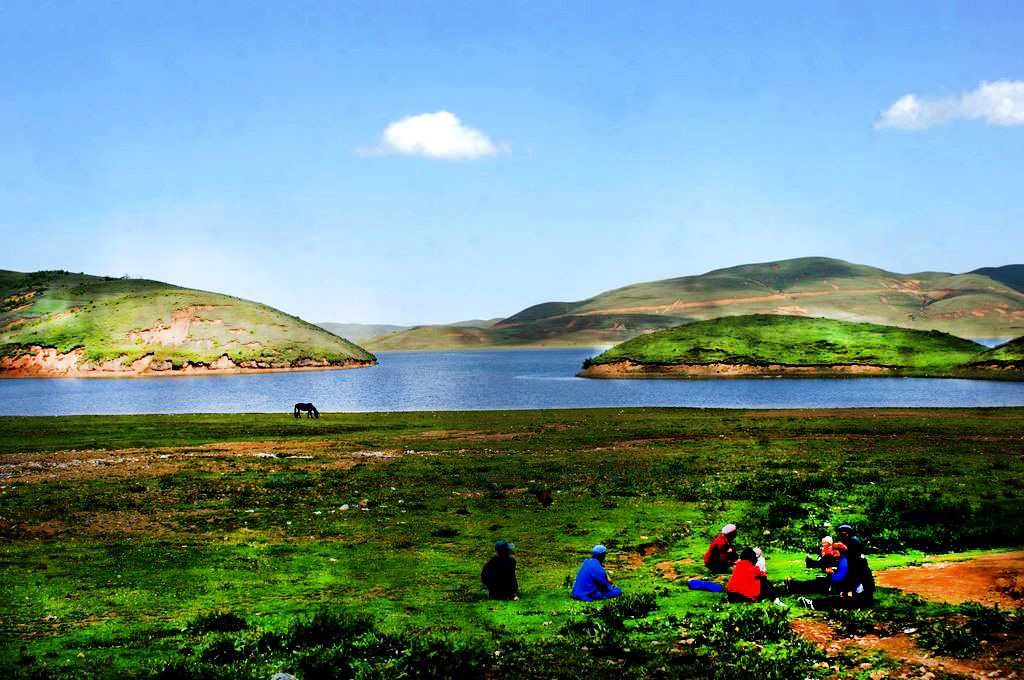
293, 403, 320, 419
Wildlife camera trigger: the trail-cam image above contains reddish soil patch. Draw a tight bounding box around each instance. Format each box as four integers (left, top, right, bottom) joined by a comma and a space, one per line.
792, 620, 1020, 679
579, 360, 893, 378
790, 553, 1024, 678
653, 557, 697, 581
876, 552, 1024, 608
654, 560, 680, 580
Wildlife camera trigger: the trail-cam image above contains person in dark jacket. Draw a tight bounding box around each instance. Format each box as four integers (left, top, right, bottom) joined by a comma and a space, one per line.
481, 540, 519, 600
835, 524, 873, 601
836, 524, 863, 562
704, 523, 738, 574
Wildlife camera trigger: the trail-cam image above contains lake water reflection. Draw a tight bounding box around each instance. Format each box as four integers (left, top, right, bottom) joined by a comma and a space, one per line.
1, 348, 1023, 416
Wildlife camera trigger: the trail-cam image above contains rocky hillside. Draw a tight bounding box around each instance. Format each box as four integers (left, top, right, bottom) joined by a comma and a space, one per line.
0, 270, 375, 377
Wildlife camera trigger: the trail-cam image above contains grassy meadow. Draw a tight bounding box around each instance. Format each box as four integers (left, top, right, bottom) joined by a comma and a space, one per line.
1, 408, 1023, 678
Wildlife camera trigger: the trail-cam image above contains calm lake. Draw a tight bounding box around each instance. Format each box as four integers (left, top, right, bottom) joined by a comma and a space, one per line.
2, 348, 1024, 416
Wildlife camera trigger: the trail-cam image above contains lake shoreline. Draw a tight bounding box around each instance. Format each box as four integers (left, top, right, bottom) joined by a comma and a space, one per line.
578, 359, 1024, 381
0, 356, 376, 379
2, 348, 1023, 416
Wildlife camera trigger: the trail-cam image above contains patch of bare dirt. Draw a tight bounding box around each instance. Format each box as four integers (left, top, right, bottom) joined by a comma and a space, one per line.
774, 305, 810, 315
876, 552, 1024, 608
653, 560, 680, 580
418, 430, 521, 441
0, 440, 405, 483
0, 344, 374, 377
792, 620, 1021, 679
125, 306, 213, 345
609, 437, 676, 449
789, 553, 1024, 679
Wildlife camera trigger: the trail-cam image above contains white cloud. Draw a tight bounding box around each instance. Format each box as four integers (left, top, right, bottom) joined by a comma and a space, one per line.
874, 79, 1024, 130
370, 110, 499, 160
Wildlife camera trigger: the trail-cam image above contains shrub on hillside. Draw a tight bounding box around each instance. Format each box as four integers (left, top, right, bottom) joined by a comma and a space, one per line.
186, 611, 248, 634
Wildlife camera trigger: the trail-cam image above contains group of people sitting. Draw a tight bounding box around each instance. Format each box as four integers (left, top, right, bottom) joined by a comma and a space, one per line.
481, 521, 874, 610
704, 522, 875, 610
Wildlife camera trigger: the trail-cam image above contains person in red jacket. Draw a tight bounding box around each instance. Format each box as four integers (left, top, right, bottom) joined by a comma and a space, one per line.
727, 547, 787, 608
704, 523, 738, 574
726, 548, 762, 602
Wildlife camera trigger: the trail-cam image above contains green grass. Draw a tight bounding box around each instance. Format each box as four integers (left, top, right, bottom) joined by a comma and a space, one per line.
1, 408, 1023, 677
0, 269, 374, 367
582, 314, 1004, 376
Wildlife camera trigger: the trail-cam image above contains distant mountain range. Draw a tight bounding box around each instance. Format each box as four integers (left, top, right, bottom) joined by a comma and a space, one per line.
316, 319, 501, 344
348, 257, 1024, 350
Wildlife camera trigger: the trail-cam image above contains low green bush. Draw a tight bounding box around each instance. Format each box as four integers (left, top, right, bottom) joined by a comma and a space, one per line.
186, 611, 248, 635
915, 602, 1022, 658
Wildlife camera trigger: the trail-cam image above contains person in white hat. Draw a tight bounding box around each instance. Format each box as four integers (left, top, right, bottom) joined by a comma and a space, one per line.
703, 523, 738, 574
570, 544, 623, 601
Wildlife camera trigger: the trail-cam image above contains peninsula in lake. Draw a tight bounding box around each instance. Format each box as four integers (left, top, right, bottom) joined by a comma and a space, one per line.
0, 270, 375, 377
577, 314, 1024, 380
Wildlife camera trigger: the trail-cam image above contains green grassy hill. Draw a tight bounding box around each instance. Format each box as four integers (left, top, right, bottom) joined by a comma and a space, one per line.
0, 270, 375, 375
366, 257, 1024, 350
580, 314, 998, 377
967, 335, 1024, 370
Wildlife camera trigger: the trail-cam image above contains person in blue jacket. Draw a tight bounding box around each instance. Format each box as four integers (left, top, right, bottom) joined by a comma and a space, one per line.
571, 544, 623, 601
798, 541, 874, 611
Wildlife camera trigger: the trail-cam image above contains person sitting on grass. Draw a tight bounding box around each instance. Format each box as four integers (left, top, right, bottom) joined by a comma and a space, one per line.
805, 535, 839, 573
836, 523, 870, 580
786, 535, 841, 595
797, 541, 874, 611
481, 540, 519, 600
704, 523, 738, 574
834, 523, 873, 601
571, 544, 622, 601
726, 547, 788, 608
753, 546, 767, 574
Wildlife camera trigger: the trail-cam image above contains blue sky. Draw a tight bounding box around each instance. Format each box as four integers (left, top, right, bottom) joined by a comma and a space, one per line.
3, 1, 1022, 325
